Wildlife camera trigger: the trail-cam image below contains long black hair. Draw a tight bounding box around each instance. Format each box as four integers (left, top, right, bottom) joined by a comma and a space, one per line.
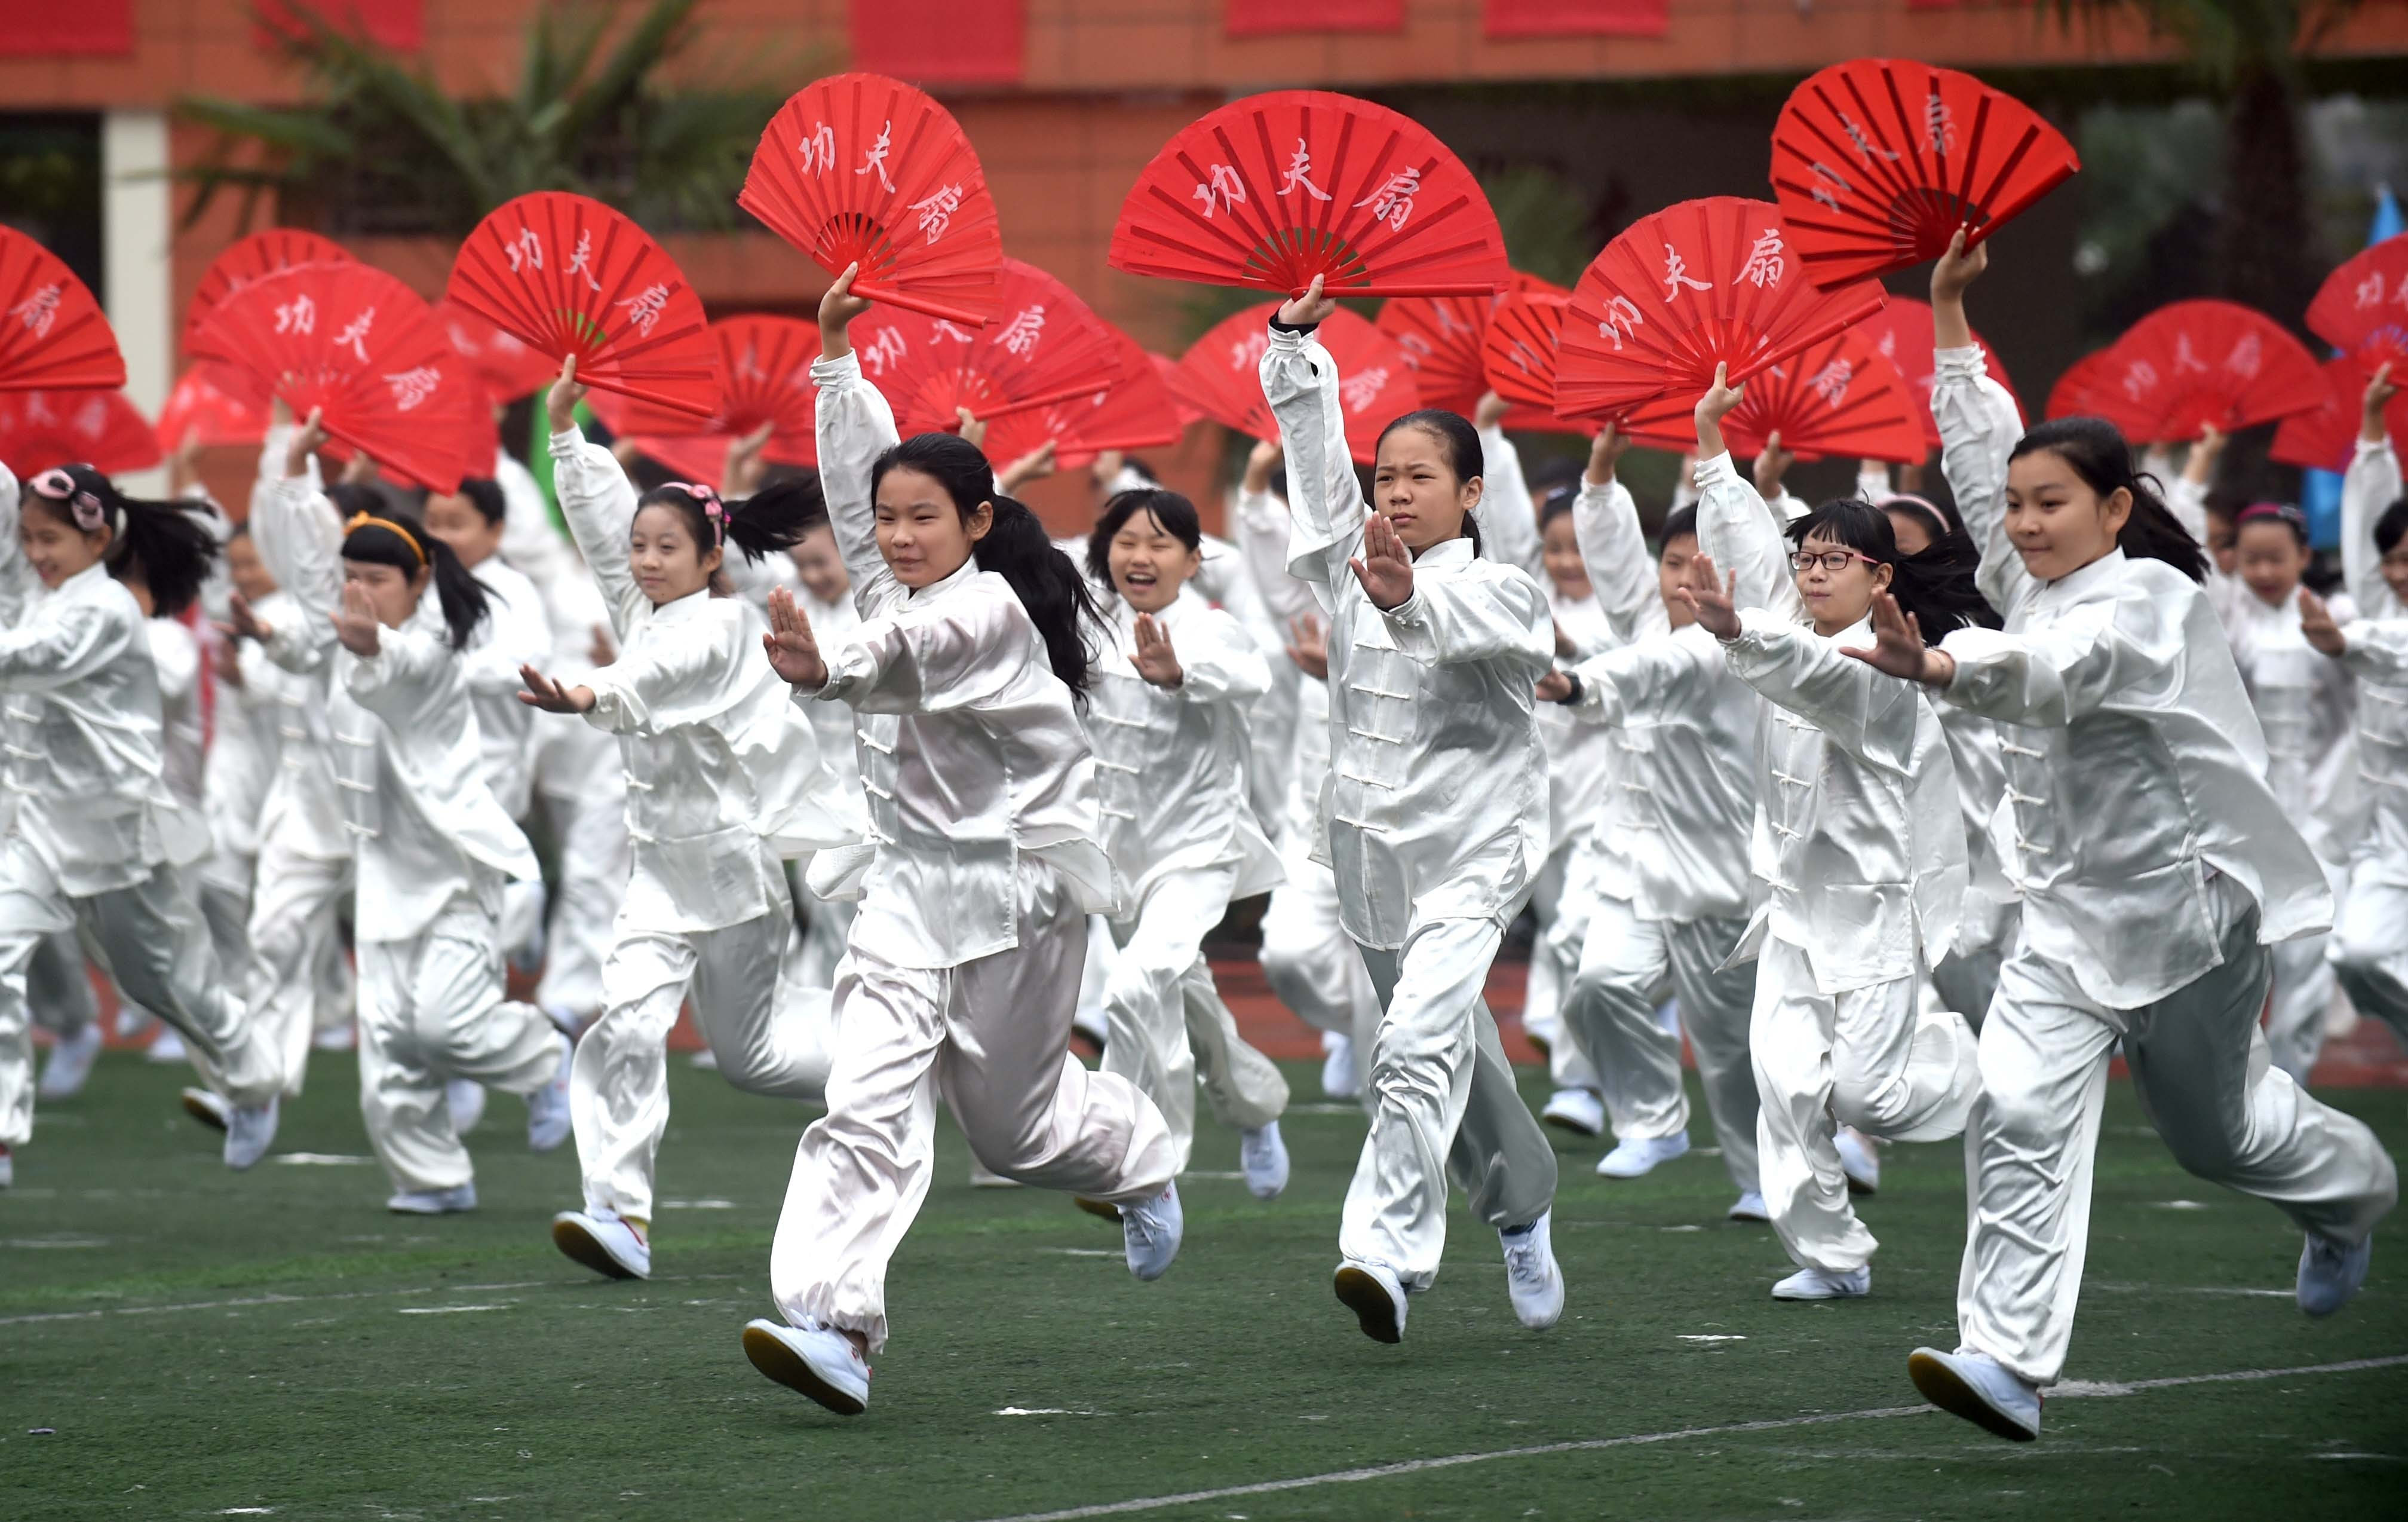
1375, 408, 1485, 556
2010, 417, 2208, 583
872, 431, 1099, 704
1085, 487, 1201, 589
637, 475, 825, 596
1787, 497, 1999, 638
23, 463, 222, 619
338, 501, 492, 651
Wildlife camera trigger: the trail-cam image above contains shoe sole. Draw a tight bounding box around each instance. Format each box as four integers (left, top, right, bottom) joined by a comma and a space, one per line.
742, 1324, 866, 1416
1540, 1113, 1603, 1138
1333, 1266, 1402, 1345
1770, 1286, 1865, 1301
1908, 1350, 2036, 1442
1845, 1175, 1878, 1198
181, 1092, 229, 1133
1728, 1209, 1770, 1223
1072, 1195, 1121, 1222
552, 1217, 644, 1281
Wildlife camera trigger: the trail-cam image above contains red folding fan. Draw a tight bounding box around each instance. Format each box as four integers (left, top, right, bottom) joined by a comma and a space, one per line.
1855, 296, 2016, 451
741, 73, 1005, 326
2045, 348, 2121, 424
445, 192, 720, 419
1554, 197, 1888, 421
1109, 90, 1510, 299
981, 329, 1188, 471
1692, 329, 1928, 464
155, 368, 268, 451
1382, 271, 1563, 418
182, 229, 352, 357
1769, 58, 2081, 289
0, 228, 125, 394
0, 389, 162, 477
2305, 233, 2408, 374
848, 259, 1127, 439
434, 298, 560, 402
1152, 351, 1205, 427
589, 314, 823, 480
2094, 300, 2327, 443
2268, 359, 2362, 473
1170, 302, 1419, 466
191, 262, 484, 494
1478, 287, 1588, 436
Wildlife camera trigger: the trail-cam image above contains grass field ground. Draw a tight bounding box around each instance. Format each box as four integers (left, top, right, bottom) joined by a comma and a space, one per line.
4, 1045, 2404, 1522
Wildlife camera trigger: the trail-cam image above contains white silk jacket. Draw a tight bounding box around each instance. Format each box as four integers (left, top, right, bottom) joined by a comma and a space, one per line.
456, 555, 553, 819
803, 350, 1118, 969
2340, 437, 2408, 889
244, 439, 352, 869
1695, 453, 1965, 993
146, 617, 211, 869
550, 430, 859, 935
1931, 344, 2332, 1007
1263, 323, 1553, 950
201, 590, 298, 883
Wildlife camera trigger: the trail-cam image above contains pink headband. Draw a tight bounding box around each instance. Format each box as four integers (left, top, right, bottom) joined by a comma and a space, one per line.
27, 467, 111, 534
2236, 501, 2305, 529
661, 480, 729, 547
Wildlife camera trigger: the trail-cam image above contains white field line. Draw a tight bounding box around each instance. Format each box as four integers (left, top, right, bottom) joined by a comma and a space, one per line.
0, 1273, 744, 1327
964, 1354, 2408, 1522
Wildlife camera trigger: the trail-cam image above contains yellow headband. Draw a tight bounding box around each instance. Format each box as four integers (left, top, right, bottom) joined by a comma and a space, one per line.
343, 512, 427, 569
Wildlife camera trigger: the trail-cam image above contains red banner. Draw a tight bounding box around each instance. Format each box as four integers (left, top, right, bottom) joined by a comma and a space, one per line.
1226, 0, 1403, 35
256, 0, 426, 51
850, 0, 1025, 86
1483, 0, 1668, 38
0, 0, 133, 56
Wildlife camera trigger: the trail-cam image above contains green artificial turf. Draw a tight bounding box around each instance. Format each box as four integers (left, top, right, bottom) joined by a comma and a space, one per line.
3, 1051, 2403, 1521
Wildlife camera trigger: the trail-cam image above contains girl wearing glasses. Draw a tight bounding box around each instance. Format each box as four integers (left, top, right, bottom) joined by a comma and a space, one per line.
1677, 364, 1989, 1306
1854, 232, 2394, 1443
526, 359, 858, 1283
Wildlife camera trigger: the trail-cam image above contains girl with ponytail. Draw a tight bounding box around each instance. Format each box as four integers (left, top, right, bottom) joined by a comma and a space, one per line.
529, 359, 858, 1286
0, 460, 282, 1186
1857, 231, 2397, 1443
740, 265, 1179, 1416
235, 409, 571, 1215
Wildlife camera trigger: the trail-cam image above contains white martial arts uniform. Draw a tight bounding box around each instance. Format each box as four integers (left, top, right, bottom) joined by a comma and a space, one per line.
522, 565, 630, 1025
1931, 343, 2398, 1386
1263, 321, 1559, 1290
766, 350, 1177, 1354
792, 580, 863, 990
547, 429, 855, 1227
1557, 471, 1765, 1194
2333, 438, 2408, 1043
198, 589, 292, 982
455, 552, 551, 956
1694, 451, 1978, 1275
0, 468, 278, 1146
1089, 587, 1289, 1172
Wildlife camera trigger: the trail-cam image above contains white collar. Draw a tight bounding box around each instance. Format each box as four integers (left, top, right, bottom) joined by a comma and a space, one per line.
1412, 536, 1477, 569
650, 586, 714, 624
907, 557, 981, 604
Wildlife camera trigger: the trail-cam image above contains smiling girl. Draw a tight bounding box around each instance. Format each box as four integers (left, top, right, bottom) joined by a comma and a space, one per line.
0, 461, 281, 1187
1261, 276, 1564, 1346
1858, 231, 2398, 1443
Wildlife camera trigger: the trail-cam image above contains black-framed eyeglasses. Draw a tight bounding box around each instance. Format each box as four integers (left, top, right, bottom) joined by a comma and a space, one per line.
1789, 549, 1878, 573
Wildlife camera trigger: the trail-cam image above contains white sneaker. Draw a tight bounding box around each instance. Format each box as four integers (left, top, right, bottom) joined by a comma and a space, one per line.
447, 1079, 488, 1135
2297, 1230, 2374, 1318
1499, 1212, 1566, 1330
146, 1027, 189, 1064
180, 1086, 230, 1132
38, 1023, 103, 1098
1333, 1259, 1407, 1343
1540, 1088, 1605, 1138
1835, 1126, 1881, 1196
1240, 1121, 1290, 1199
115, 1006, 150, 1041
1908, 1346, 2041, 1441
552, 1208, 650, 1279
313, 1021, 355, 1052
1772, 1264, 1870, 1300
1120, 1182, 1183, 1281
388, 1181, 478, 1214
525, 1032, 572, 1152
743, 1316, 869, 1415
689, 1047, 720, 1071
223, 1098, 280, 1170
1595, 1133, 1689, 1178
1728, 1190, 1769, 1222
1319, 1031, 1360, 1100
968, 1158, 1022, 1188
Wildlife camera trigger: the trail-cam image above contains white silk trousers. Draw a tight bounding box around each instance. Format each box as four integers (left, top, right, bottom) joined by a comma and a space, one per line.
2265, 925, 2339, 1086
1257, 845, 1379, 1046
1564, 893, 1760, 1191
1751, 936, 1980, 1273
770, 859, 1177, 1353
0, 844, 277, 1147
571, 905, 832, 1224
244, 827, 354, 1096
26, 927, 96, 1036
2333, 866, 2408, 1048
530, 782, 632, 1022
357, 900, 564, 1195
1101, 862, 1289, 1172
1957, 896, 2398, 1385
1341, 917, 1559, 1291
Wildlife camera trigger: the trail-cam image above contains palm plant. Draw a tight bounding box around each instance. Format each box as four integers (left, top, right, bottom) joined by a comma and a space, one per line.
173, 0, 811, 237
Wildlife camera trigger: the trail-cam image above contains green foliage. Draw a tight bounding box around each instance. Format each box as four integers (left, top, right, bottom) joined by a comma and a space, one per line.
2036, 0, 2366, 85
1480, 165, 1596, 289
172, 0, 814, 236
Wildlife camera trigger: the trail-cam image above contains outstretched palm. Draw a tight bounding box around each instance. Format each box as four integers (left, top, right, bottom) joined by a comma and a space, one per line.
1674, 552, 1741, 639
1349, 512, 1415, 611
1840, 591, 1949, 685
331, 581, 382, 659
1131, 614, 1183, 688
763, 587, 829, 688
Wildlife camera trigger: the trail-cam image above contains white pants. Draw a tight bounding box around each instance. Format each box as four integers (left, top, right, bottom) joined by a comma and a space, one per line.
1751, 937, 1979, 1273
1565, 894, 1760, 1192
572, 905, 832, 1224
1102, 863, 1289, 1172
770, 860, 1177, 1352
1341, 917, 1559, 1291
1537, 863, 1651, 1120
530, 780, 630, 1021
27, 927, 96, 1036
357, 901, 564, 1194
2333, 866, 2408, 1048
244, 829, 354, 1097
2266, 930, 2338, 1086
0, 846, 277, 1146
1257, 845, 1379, 1045
1958, 897, 2399, 1385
